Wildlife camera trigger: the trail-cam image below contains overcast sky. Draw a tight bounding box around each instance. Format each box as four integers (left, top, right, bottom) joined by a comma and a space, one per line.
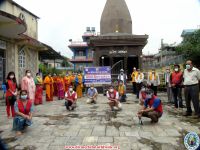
14, 0, 200, 58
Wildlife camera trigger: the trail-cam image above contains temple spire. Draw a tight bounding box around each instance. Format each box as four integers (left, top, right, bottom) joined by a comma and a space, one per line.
100, 0, 132, 35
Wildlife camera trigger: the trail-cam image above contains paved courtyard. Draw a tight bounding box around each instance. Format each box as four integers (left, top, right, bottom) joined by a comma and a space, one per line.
0, 93, 200, 150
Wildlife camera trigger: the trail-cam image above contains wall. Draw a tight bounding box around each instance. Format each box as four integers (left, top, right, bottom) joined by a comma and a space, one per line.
0, 1, 38, 39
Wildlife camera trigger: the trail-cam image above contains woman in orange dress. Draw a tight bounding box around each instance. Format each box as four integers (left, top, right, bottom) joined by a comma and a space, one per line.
64, 74, 71, 93
44, 73, 54, 101
75, 73, 84, 98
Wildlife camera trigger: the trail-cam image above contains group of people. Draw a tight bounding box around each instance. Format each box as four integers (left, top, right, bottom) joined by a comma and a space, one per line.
3, 59, 200, 136
164, 60, 200, 118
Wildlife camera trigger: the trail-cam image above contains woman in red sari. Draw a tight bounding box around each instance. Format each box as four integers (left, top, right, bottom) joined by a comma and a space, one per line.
34, 73, 43, 105
5, 72, 18, 118
57, 75, 65, 100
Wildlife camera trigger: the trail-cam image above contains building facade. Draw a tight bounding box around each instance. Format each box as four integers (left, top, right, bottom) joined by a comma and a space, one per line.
68, 27, 95, 71
0, 0, 47, 84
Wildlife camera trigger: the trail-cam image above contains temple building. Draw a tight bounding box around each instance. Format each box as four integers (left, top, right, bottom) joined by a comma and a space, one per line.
89, 0, 148, 76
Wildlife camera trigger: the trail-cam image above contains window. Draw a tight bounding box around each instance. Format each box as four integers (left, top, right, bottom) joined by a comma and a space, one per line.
18, 49, 25, 68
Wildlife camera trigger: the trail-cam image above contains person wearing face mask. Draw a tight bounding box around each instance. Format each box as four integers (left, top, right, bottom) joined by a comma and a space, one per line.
107, 86, 122, 111
21, 70, 36, 102
183, 60, 200, 118
75, 73, 84, 98
118, 69, 127, 85
5, 72, 18, 118
44, 73, 54, 101
64, 73, 71, 93
147, 69, 160, 96
86, 84, 98, 104
13, 90, 34, 136
170, 65, 183, 108
135, 69, 144, 99
164, 67, 173, 104
65, 86, 77, 111
34, 73, 43, 105
118, 80, 126, 102
131, 67, 138, 94
137, 89, 163, 123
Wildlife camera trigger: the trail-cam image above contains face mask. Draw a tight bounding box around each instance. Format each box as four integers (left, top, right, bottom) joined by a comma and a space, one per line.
120, 83, 123, 85
146, 94, 152, 99
27, 73, 31, 77
91, 87, 94, 90
69, 88, 73, 92
174, 68, 179, 72
10, 75, 14, 79
21, 95, 27, 100
166, 70, 170, 73
186, 65, 191, 70
121, 72, 123, 75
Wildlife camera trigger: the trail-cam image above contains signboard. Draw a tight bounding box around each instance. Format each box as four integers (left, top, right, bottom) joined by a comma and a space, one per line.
109, 50, 127, 54
84, 66, 111, 85
0, 40, 6, 50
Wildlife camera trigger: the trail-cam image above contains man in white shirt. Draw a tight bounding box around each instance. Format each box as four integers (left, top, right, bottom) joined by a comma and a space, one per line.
118, 69, 127, 85
164, 67, 173, 104
183, 60, 200, 118
135, 69, 144, 99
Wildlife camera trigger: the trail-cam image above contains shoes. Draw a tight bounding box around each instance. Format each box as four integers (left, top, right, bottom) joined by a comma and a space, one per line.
183, 113, 192, 116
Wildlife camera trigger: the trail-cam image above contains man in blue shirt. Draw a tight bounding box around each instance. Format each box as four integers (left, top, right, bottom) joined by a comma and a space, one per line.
137, 89, 163, 123
86, 84, 98, 104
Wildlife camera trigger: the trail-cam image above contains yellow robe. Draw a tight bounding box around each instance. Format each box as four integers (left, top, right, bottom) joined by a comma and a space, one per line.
76, 75, 83, 98
44, 76, 54, 101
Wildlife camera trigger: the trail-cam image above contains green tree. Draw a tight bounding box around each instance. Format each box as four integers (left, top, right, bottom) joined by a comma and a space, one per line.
176, 29, 200, 67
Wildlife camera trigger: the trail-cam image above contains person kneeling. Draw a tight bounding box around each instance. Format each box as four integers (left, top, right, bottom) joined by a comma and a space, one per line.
137, 89, 163, 123
87, 84, 98, 104
65, 86, 77, 111
107, 86, 122, 111
13, 90, 34, 136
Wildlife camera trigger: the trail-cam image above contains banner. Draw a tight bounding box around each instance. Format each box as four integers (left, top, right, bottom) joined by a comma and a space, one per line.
84, 66, 111, 85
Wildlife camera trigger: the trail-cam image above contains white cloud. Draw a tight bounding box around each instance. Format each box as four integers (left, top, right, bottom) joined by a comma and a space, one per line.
14, 0, 200, 57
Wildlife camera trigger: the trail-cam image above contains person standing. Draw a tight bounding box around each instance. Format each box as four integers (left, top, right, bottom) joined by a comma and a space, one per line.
13, 90, 34, 136
86, 84, 98, 104
70, 72, 76, 90
64, 74, 71, 93
5, 72, 18, 118
147, 69, 160, 96
65, 86, 77, 111
183, 60, 200, 117
131, 67, 137, 94
75, 73, 84, 98
118, 69, 127, 85
52, 73, 58, 97
44, 73, 54, 101
34, 73, 43, 105
21, 70, 36, 102
118, 80, 126, 102
135, 69, 144, 99
170, 65, 183, 108
164, 67, 173, 104
57, 75, 65, 100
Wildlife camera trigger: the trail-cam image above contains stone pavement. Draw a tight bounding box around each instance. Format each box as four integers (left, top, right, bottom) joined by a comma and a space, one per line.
0, 93, 200, 150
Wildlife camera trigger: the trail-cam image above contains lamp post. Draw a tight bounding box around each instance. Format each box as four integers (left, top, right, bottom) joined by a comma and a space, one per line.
101, 56, 104, 66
